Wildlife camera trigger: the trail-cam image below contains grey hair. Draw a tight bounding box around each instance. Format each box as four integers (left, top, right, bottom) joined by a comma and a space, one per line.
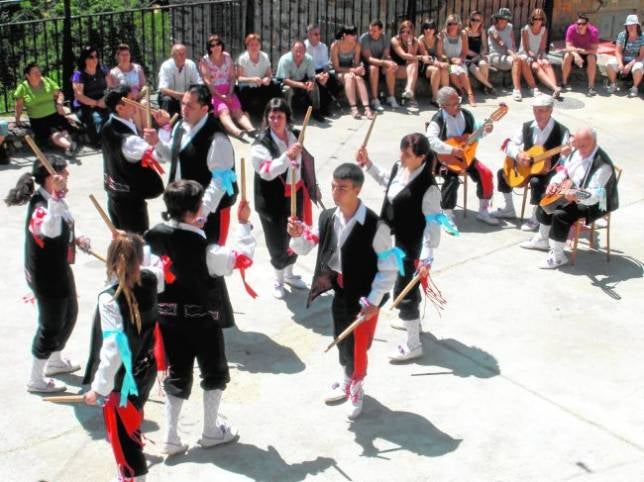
307, 23, 320, 33
437, 86, 458, 107
576, 127, 597, 142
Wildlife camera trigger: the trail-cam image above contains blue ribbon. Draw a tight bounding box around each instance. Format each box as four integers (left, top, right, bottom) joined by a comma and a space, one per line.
102, 329, 138, 407
378, 247, 406, 276
425, 213, 460, 236
211, 168, 237, 196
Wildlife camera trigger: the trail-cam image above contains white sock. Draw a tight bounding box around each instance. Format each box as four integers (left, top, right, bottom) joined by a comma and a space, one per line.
444, 209, 454, 219
202, 389, 223, 439
404, 319, 421, 348
164, 394, 184, 445
538, 223, 551, 240
550, 239, 566, 258
502, 192, 514, 210
48, 351, 63, 364
274, 268, 284, 284
529, 206, 537, 222
28, 357, 47, 386
284, 264, 295, 279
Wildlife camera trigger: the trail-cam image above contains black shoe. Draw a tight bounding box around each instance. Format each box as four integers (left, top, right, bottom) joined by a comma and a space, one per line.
0, 145, 8, 165
312, 111, 327, 123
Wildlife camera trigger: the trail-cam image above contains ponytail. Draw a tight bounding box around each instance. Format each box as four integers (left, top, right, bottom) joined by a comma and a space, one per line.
4, 173, 35, 206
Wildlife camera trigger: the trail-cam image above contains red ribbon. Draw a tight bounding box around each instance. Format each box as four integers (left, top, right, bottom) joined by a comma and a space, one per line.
500, 138, 510, 151
259, 159, 272, 173
153, 322, 167, 371
102, 392, 143, 480
284, 180, 313, 226
160, 255, 176, 284
141, 147, 165, 175
28, 207, 47, 248
233, 251, 258, 298
22, 293, 36, 304
302, 225, 319, 244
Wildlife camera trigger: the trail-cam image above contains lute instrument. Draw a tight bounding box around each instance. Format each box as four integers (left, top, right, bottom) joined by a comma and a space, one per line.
539, 179, 591, 214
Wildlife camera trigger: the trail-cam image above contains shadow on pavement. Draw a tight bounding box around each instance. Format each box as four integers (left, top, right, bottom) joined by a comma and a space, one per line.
447, 209, 504, 234
226, 326, 306, 374
285, 290, 333, 336
349, 397, 461, 458
165, 442, 336, 482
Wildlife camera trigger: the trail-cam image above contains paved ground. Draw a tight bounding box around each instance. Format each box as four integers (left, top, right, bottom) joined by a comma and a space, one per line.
0, 86, 643, 482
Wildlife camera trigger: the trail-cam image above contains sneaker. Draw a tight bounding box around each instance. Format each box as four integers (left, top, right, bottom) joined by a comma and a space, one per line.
562, 83, 572, 91
606, 83, 617, 94
490, 205, 516, 219
390, 319, 407, 331
198, 422, 238, 448
519, 235, 550, 251
346, 381, 364, 420
628, 87, 639, 98
512, 89, 522, 101
520, 219, 539, 232
553, 87, 562, 99
324, 379, 350, 404
386, 96, 400, 109
161, 441, 188, 456
370, 98, 384, 112
45, 357, 81, 377
532, 87, 541, 96
389, 343, 423, 363
27, 378, 67, 393
272, 282, 286, 299
539, 249, 568, 269
401, 90, 414, 100
284, 274, 307, 290
587, 87, 597, 96
312, 110, 327, 123
64, 140, 79, 158
406, 98, 419, 110
476, 210, 500, 225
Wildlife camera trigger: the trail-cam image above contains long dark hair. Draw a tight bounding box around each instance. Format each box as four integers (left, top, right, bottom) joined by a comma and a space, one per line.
5, 157, 68, 206
77, 45, 100, 71
400, 133, 433, 165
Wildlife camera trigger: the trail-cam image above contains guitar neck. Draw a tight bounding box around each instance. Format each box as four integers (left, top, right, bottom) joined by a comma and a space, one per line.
532, 145, 564, 163
466, 119, 489, 145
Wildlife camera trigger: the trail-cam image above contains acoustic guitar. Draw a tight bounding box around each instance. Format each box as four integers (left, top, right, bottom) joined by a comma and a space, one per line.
539, 179, 591, 214
502, 144, 567, 188
436, 103, 508, 174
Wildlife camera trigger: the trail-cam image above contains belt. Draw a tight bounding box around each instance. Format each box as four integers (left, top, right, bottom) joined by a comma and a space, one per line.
158, 302, 219, 320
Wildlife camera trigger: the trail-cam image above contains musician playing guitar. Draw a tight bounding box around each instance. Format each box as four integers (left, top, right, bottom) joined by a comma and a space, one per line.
492, 95, 571, 231
520, 127, 618, 269
426, 86, 498, 226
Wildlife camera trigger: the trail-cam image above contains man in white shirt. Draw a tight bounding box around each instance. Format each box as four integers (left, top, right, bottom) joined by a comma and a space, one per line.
305, 23, 339, 113
520, 127, 618, 268
158, 43, 202, 117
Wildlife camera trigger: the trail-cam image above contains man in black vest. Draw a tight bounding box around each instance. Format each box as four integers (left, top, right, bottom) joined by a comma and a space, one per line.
153, 84, 238, 244
520, 127, 618, 268
426, 86, 498, 226
288, 163, 397, 420
101, 85, 164, 234
491, 95, 571, 231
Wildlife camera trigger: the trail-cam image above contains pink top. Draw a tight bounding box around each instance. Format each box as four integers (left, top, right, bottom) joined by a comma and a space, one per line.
201, 52, 234, 87
565, 23, 599, 50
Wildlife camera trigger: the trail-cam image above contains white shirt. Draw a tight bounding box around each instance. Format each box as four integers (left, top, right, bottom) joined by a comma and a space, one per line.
249, 129, 302, 183
158, 58, 202, 92
110, 114, 157, 163
236, 51, 272, 85
426, 110, 470, 155
366, 161, 441, 263
290, 201, 398, 306
304, 39, 330, 70
549, 146, 612, 206
504, 118, 569, 159
32, 187, 74, 239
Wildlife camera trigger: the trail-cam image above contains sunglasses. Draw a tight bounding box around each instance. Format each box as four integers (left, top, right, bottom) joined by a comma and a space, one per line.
532, 17, 544, 21
576, 21, 588, 26
400, 29, 411, 34
470, 18, 482, 22
447, 22, 458, 26
209, 42, 222, 46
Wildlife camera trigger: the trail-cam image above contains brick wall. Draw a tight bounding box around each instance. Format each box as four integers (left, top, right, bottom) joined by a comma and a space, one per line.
550, 0, 643, 40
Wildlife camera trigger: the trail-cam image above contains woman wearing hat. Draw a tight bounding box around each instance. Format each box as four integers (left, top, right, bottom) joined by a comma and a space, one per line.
487, 8, 524, 101
606, 14, 643, 97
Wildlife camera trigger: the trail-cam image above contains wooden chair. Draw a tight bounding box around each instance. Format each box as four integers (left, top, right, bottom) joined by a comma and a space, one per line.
519, 185, 530, 222
570, 166, 622, 265
431, 157, 468, 216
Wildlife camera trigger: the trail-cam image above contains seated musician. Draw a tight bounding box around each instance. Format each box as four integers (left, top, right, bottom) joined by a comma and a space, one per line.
492, 95, 571, 231
425, 86, 497, 226
520, 127, 618, 269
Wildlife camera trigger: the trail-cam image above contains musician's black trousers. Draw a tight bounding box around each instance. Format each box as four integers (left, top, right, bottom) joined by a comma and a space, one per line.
108, 196, 149, 235
496, 170, 555, 205
440, 159, 493, 209
33, 282, 78, 359
393, 257, 421, 321
537, 203, 591, 242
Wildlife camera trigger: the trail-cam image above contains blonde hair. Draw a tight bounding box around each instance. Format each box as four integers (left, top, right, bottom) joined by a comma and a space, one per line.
443, 14, 462, 32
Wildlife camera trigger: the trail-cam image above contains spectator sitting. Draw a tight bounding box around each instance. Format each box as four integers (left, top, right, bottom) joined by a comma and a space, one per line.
330, 25, 373, 119
200, 34, 256, 141
236, 33, 282, 116
0, 120, 8, 164
158, 43, 202, 117
464, 11, 495, 94
360, 19, 399, 109
519, 9, 561, 98
390, 20, 421, 109
305, 23, 339, 115
418, 19, 449, 106
606, 14, 643, 97
107, 43, 147, 132
487, 8, 524, 101
561, 14, 599, 95
439, 14, 477, 106
276, 39, 327, 122
72, 46, 108, 148
13, 63, 78, 156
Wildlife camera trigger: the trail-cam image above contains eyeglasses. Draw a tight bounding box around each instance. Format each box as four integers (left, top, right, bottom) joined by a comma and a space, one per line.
576, 21, 588, 26
400, 29, 411, 34
209, 42, 222, 47
447, 22, 458, 26
532, 17, 544, 21
470, 18, 482, 22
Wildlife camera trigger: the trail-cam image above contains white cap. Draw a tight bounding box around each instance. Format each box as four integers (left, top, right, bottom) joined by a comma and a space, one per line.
625, 14, 639, 26
532, 95, 554, 108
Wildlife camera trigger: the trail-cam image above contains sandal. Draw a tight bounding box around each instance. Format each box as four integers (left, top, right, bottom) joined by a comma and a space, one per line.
350, 105, 361, 119
467, 91, 477, 107
363, 105, 375, 120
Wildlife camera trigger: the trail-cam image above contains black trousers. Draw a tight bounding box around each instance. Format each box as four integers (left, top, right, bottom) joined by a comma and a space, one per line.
497, 169, 555, 206
393, 257, 421, 320
107, 196, 149, 235
33, 281, 78, 359
536, 202, 591, 242
259, 212, 298, 270
440, 160, 492, 209
332, 289, 361, 378
237, 82, 283, 116
159, 95, 182, 118
160, 317, 230, 400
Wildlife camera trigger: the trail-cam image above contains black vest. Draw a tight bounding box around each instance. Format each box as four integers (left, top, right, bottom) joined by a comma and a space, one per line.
522, 120, 569, 168
144, 223, 234, 328
431, 109, 475, 140
168, 116, 238, 210
308, 207, 382, 313
101, 116, 164, 200
580, 147, 619, 223
100, 270, 158, 405
380, 161, 435, 260
24, 191, 75, 297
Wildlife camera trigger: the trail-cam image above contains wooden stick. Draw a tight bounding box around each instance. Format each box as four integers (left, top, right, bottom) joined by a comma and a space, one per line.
89, 194, 117, 234
121, 97, 160, 115
324, 315, 365, 353
297, 106, 313, 144
239, 157, 247, 202
291, 106, 313, 218
24, 135, 56, 176
145, 86, 152, 128
168, 112, 179, 127
361, 113, 377, 148
42, 394, 85, 403
87, 249, 107, 263
390, 273, 422, 310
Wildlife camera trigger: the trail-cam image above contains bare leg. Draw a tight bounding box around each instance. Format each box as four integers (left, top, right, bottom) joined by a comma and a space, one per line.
606, 64, 617, 84
587, 54, 597, 88
522, 60, 537, 88
541, 62, 559, 90
385, 66, 397, 97
427, 66, 441, 99
218, 110, 242, 137
468, 62, 493, 89
232, 109, 255, 132
511, 58, 522, 90
562, 52, 574, 86
405, 62, 418, 94
51, 131, 72, 150
440, 66, 450, 87
633, 70, 643, 89
342, 74, 357, 106
449, 73, 463, 93
533, 63, 557, 91
355, 76, 370, 106
368, 65, 379, 99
